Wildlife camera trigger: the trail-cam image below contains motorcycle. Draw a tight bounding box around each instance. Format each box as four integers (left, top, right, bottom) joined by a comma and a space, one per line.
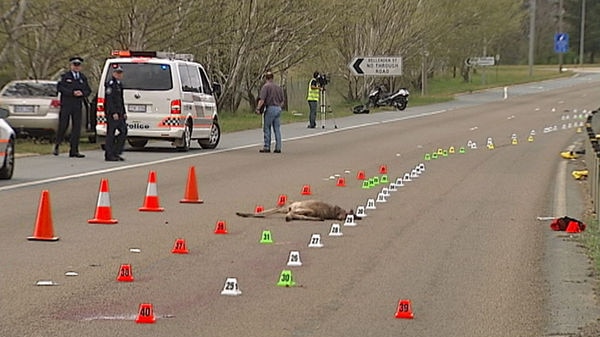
366, 85, 409, 111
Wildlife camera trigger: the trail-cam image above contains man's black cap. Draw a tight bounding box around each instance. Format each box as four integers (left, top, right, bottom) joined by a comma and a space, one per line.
69, 57, 84, 65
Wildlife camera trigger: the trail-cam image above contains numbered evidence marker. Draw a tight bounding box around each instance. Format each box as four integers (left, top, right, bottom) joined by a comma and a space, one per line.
135, 303, 156, 324
344, 214, 356, 227
355, 205, 367, 218
117, 264, 134, 282
376, 192, 387, 203
381, 187, 390, 197
220, 277, 242, 296
286, 250, 303, 266
365, 198, 377, 210
308, 233, 324, 248
260, 230, 273, 244
277, 269, 296, 287
171, 238, 189, 254
329, 223, 343, 236
394, 299, 414, 319
395, 178, 404, 187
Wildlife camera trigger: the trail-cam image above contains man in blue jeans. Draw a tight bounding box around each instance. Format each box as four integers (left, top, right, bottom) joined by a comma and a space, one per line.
256, 71, 285, 153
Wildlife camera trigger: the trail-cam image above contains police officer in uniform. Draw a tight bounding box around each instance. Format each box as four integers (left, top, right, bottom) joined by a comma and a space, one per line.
53, 56, 92, 157
104, 66, 127, 161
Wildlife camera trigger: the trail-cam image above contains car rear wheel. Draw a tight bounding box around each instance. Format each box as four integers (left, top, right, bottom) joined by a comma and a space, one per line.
0, 137, 15, 179
176, 121, 192, 152
198, 121, 220, 149
128, 139, 148, 149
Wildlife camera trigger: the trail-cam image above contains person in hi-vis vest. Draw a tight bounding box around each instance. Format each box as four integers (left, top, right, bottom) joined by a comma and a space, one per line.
306, 71, 321, 128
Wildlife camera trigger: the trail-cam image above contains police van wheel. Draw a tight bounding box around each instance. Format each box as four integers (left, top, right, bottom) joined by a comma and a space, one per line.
128, 139, 148, 149
176, 122, 192, 152
198, 122, 220, 149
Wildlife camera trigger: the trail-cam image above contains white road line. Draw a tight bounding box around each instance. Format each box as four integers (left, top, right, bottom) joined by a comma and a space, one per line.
0, 109, 447, 192
554, 159, 568, 216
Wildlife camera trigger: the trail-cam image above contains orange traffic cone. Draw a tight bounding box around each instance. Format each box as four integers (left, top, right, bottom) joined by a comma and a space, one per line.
117, 264, 134, 282
277, 194, 287, 207
395, 299, 414, 319
566, 221, 582, 233
171, 238, 189, 254
214, 220, 228, 234
88, 179, 118, 224
301, 185, 312, 195
139, 171, 164, 212
27, 190, 59, 241
135, 303, 156, 323
180, 166, 204, 204
356, 170, 366, 180
336, 177, 346, 187
254, 205, 264, 214
379, 165, 388, 174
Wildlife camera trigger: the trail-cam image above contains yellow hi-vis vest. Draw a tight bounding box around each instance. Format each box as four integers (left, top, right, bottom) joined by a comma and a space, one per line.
307, 79, 319, 101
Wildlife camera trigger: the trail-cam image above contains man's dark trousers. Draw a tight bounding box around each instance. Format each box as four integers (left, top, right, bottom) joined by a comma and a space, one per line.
105, 118, 127, 159
56, 105, 82, 155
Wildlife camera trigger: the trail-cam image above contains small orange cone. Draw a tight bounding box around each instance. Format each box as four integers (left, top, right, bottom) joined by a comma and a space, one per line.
88, 179, 118, 224
566, 221, 582, 233
301, 185, 312, 195
214, 220, 228, 234
277, 194, 287, 207
356, 170, 366, 180
180, 166, 204, 204
135, 303, 156, 323
117, 264, 134, 282
171, 238, 189, 254
27, 190, 59, 241
336, 177, 346, 187
139, 171, 164, 212
379, 165, 388, 174
395, 299, 414, 319
254, 205, 264, 214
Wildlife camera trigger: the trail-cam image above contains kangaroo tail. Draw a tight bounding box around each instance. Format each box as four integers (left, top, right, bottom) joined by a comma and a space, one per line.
236, 212, 265, 218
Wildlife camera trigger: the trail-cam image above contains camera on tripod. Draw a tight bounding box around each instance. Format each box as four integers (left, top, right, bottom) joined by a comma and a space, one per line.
315, 72, 329, 87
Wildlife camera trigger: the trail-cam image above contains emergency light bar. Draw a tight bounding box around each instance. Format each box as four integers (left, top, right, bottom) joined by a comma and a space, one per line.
111, 50, 194, 61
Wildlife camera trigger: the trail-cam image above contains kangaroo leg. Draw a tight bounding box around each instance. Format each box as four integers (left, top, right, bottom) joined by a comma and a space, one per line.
236, 206, 286, 218
285, 207, 325, 221
285, 213, 325, 221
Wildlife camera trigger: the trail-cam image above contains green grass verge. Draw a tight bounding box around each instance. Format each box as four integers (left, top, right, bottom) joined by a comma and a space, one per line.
581, 219, 600, 273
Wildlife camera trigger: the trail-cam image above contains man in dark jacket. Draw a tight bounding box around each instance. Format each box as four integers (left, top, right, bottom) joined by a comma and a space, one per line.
53, 56, 92, 157
104, 66, 127, 161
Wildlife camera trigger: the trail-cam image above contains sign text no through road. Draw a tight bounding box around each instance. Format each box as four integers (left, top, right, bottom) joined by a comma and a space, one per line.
349, 56, 403, 76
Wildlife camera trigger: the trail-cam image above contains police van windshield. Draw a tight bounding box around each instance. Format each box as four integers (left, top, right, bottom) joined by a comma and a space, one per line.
109, 63, 173, 90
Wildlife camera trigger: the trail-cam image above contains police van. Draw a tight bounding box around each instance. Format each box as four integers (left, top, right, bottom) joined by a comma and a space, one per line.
96, 50, 221, 151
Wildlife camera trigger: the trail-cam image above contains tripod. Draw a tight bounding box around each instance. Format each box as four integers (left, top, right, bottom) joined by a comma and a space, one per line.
318, 87, 337, 129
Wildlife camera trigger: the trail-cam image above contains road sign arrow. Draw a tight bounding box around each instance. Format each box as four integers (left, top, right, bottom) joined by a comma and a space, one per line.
348, 56, 403, 76
351, 58, 364, 75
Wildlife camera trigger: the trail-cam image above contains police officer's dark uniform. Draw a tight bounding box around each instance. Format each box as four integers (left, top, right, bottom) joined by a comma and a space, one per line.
54, 56, 91, 157
104, 67, 127, 161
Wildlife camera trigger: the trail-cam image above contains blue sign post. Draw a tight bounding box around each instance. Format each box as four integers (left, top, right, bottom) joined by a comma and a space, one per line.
554, 33, 569, 53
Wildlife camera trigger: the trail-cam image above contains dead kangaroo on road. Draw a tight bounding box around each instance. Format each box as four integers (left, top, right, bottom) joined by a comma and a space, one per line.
236, 200, 353, 222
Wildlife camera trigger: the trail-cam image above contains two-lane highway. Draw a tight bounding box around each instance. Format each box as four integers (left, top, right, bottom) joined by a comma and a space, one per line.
1, 74, 600, 337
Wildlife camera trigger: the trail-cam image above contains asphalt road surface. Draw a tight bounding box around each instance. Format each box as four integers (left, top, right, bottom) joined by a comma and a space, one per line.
1, 73, 600, 337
